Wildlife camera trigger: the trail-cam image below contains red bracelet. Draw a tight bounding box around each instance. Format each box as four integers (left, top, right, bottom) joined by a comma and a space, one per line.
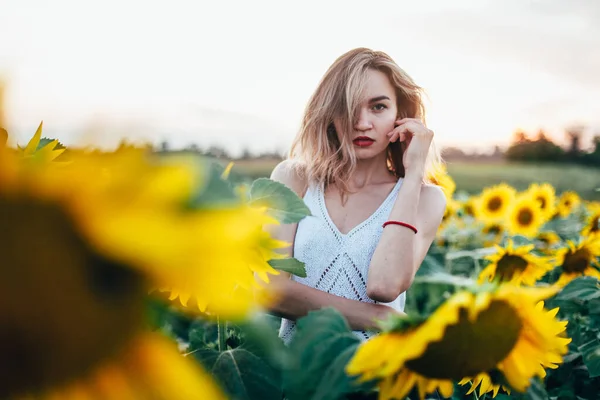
382, 220, 418, 234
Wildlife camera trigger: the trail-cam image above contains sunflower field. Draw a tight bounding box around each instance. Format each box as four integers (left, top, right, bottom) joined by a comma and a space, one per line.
2, 119, 600, 400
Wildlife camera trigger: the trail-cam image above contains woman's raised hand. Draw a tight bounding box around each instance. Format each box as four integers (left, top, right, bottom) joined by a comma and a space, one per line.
387, 118, 433, 179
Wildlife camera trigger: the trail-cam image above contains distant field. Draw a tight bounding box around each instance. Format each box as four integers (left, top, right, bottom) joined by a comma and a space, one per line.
229, 159, 600, 200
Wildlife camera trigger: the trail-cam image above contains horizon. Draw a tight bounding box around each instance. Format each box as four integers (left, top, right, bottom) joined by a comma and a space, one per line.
1, 0, 599, 157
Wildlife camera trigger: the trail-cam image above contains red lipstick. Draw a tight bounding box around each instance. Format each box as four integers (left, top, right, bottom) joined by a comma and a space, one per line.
353, 136, 374, 147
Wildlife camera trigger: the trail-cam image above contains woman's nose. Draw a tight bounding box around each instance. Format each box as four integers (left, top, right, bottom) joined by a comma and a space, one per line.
354, 109, 373, 131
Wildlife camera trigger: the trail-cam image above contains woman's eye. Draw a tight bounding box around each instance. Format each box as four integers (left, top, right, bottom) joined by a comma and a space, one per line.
372, 104, 387, 111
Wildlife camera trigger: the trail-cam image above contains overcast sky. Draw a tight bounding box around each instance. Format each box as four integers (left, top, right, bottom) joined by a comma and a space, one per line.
1, 0, 598, 155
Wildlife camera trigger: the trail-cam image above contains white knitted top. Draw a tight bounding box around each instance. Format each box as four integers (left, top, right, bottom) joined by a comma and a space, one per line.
279, 178, 406, 343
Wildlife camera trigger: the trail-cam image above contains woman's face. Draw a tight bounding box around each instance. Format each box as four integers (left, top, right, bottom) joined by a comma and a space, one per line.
334, 68, 398, 160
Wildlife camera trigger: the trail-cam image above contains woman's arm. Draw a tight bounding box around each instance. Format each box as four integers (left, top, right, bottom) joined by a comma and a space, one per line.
367, 119, 447, 303
263, 160, 401, 331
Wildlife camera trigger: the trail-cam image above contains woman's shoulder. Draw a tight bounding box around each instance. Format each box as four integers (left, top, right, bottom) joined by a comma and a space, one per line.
417, 182, 447, 224
270, 159, 308, 198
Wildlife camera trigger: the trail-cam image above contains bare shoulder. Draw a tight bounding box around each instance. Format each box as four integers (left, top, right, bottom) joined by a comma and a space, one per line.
270, 159, 308, 198
419, 183, 447, 217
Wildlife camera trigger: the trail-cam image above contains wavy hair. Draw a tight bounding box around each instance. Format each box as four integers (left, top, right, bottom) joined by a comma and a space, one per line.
288, 47, 441, 199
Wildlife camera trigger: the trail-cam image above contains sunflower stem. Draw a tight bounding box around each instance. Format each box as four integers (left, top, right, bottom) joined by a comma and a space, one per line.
217, 317, 227, 352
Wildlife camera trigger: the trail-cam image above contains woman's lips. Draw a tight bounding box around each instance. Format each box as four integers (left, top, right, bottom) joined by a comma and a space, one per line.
353, 137, 374, 147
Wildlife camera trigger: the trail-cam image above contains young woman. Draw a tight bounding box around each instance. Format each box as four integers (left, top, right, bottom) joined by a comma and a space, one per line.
267, 48, 447, 342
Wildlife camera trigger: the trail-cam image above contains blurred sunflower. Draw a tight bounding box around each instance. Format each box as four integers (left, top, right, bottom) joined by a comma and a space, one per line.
16, 148, 287, 317
556, 191, 581, 218
0, 144, 281, 398
459, 374, 509, 398
426, 163, 456, 200
461, 196, 477, 217
582, 202, 600, 238
441, 198, 460, 226
526, 183, 556, 222
346, 285, 569, 400
15, 335, 225, 400
20, 121, 67, 162
536, 231, 562, 254
474, 184, 516, 224
506, 194, 545, 238
479, 239, 554, 285
537, 231, 561, 247
554, 236, 600, 286
482, 222, 505, 247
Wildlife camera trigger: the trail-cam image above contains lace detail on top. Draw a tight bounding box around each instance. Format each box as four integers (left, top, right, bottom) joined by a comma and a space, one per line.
279, 179, 407, 344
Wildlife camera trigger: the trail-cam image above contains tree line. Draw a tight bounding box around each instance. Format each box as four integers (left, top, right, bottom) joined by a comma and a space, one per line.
506, 126, 600, 167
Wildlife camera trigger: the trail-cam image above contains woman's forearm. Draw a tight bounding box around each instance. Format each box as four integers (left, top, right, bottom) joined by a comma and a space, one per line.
267, 275, 402, 331
367, 174, 422, 302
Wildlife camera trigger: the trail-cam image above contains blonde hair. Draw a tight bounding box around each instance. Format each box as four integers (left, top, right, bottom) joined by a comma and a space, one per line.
288, 47, 441, 198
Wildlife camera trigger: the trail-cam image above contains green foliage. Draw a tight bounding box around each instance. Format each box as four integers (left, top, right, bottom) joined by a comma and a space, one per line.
267, 257, 307, 277
249, 178, 312, 223
283, 308, 373, 400
37, 137, 66, 150
186, 159, 239, 208
194, 348, 283, 400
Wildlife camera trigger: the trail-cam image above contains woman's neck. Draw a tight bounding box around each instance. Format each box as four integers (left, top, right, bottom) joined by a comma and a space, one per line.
346, 153, 395, 191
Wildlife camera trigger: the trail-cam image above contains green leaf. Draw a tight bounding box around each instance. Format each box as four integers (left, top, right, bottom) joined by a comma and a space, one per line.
235, 314, 290, 369
267, 257, 306, 278
506, 234, 534, 248
579, 338, 600, 378
412, 271, 476, 288
37, 137, 66, 150
283, 308, 371, 400
524, 378, 548, 400
416, 254, 445, 276
377, 313, 427, 333
554, 276, 600, 302
186, 159, 239, 208
195, 347, 283, 400
249, 178, 311, 224
588, 298, 600, 315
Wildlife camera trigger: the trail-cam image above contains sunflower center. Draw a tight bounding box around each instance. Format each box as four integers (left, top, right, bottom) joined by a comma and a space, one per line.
495, 255, 529, 281
0, 196, 146, 396
405, 300, 522, 380
487, 197, 503, 212
537, 196, 547, 209
465, 204, 474, 216
562, 248, 591, 273
591, 216, 599, 234
484, 225, 502, 235
517, 208, 534, 226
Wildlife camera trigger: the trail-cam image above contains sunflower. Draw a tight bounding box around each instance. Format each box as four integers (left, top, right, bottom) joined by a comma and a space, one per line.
20, 121, 67, 162
9, 148, 287, 317
556, 191, 581, 218
426, 163, 456, 200
461, 196, 477, 217
15, 334, 225, 400
459, 301, 566, 397
536, 231, 562, 254
0, 146, 280, 397
441, 198, 460, 226
346, 285, 570, 400
506, 193, 545, 238
554, 235, 600, 286
526, 183, 556, 222
582, 202, 600, 238
479, 239, 554, 285
482, 222, 505, 247
474, 184, 516, 224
